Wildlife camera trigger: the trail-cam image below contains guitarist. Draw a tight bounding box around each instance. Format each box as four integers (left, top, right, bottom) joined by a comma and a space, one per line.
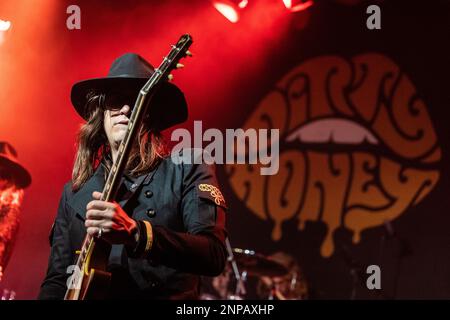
38, 53, 228, 299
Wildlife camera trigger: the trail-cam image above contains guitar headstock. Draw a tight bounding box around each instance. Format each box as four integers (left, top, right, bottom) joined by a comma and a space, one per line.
158, 34, 193, 83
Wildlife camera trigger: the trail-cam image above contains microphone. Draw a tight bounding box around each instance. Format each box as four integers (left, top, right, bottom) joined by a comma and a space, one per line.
383, 219, 396, 238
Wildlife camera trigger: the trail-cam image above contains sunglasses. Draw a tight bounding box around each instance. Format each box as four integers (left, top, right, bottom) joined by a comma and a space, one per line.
103, 91, 139, 110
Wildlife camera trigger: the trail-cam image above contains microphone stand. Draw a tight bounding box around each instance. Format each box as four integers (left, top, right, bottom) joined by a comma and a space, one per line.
340, 244, 388, 300
382, 219, 412, 299
225, 238, 246, 298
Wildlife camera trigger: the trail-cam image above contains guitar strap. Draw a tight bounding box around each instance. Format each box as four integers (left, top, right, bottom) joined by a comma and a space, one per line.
108, 162, 161, 269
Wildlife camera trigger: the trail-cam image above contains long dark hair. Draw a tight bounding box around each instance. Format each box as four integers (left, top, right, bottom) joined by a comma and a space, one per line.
72, 92, 167, 191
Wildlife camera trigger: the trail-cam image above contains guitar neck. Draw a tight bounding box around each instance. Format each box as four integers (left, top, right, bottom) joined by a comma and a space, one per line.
77, 75, 159, 257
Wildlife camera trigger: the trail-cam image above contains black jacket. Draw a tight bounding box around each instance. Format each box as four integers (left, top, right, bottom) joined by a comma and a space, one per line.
38, 151, 228, 299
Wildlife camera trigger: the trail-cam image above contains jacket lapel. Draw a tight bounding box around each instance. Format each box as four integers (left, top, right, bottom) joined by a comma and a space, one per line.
68, 164, 157, 221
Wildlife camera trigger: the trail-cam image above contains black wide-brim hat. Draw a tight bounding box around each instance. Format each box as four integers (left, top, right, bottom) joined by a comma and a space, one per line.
0, 142, 31, 189
71, 53, 188, 131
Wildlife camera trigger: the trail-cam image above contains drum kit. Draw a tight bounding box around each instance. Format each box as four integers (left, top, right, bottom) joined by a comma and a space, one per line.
200, 241, 308, 300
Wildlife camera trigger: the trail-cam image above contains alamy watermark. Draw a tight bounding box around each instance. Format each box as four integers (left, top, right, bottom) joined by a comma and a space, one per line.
366, 5, 381, 30
170, 121, 280, 175
66, 5, 81, 30
366, 264, 381, 290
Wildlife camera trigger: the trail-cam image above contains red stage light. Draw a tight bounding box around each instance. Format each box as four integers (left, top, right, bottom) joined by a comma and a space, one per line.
0, 20, 11, 31
213, 2, 239, 23
212, 0, 250, 23
238, 0, 248, 9
0, 19, 11, 45
283, 0, 314, 12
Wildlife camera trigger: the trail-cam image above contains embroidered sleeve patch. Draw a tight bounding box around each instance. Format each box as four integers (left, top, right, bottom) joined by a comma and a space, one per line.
198, 183, 226, 207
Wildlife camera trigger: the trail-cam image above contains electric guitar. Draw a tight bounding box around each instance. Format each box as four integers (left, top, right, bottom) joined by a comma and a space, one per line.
64, 34, 193, 300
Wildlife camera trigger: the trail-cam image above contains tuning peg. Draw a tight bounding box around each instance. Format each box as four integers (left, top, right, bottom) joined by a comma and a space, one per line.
186, 50, 193, 57
176, 63, 184, 69
168, 74, 174, 81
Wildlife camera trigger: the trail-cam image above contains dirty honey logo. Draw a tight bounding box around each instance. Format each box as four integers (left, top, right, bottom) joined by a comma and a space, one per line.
226, 53, 441, 257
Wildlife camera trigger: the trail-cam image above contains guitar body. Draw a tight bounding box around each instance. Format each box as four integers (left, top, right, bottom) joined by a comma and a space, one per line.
65, 239, 112, 300
65, 269, 111, 300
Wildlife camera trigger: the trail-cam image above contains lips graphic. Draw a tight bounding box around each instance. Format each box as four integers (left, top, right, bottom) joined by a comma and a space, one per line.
226, 53, 440, 257
287, 118, 379, 145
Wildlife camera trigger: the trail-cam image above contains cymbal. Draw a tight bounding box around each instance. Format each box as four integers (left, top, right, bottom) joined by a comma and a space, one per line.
230, 248, 288, 278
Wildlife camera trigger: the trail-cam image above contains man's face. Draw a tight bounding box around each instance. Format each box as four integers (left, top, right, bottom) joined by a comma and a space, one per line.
104, 104, 131, 146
